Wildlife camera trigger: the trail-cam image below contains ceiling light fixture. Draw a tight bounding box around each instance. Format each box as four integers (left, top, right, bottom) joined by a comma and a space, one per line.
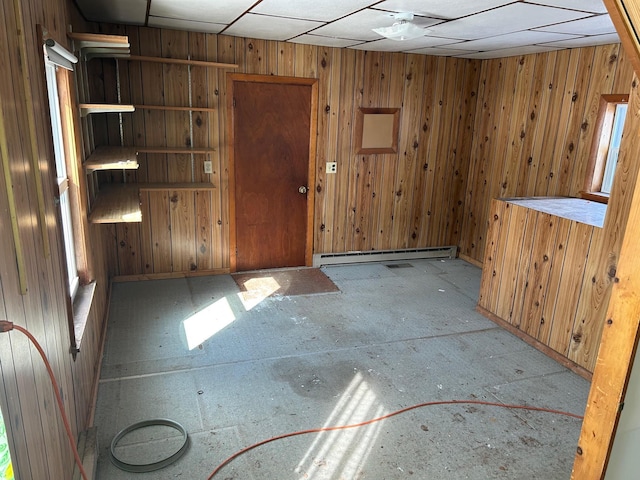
372, 12, 426, 41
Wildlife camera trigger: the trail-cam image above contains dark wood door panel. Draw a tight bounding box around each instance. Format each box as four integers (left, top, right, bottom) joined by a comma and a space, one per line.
233, 79, 312, 271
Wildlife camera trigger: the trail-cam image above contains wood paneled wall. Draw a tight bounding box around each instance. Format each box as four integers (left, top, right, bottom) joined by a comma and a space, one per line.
88, 25, 481, 276
461, 44, 635, 263
0, 0, 112, 479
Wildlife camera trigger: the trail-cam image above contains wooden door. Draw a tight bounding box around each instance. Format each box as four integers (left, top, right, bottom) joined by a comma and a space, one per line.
229, 75, 317, 272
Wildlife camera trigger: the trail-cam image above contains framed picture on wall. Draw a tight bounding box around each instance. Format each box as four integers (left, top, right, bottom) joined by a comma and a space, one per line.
355, 107, 400, 154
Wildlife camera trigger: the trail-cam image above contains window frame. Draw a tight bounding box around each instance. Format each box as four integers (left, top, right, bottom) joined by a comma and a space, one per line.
42, 37, 94, 352
582, 93, 629, 204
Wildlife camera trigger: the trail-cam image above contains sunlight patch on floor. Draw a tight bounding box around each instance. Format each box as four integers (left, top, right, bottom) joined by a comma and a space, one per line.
182, 297, 236, 350
295, 372, 386, 479
237, 276, 281, 310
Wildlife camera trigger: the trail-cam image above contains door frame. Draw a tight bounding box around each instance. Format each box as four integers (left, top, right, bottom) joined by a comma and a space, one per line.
227, 73, 318, 272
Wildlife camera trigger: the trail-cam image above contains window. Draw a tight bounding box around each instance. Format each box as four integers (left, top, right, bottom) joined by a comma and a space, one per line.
43, 39, 94, 352
583, 94, 629, 203
45, 60, 79, 298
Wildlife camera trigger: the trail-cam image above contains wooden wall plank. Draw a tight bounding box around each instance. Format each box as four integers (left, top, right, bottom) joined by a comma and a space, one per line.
448, 59, 481, 245
519, 212, 559, 337
536, 218, 571, 343
477, 199, 506, 311
409, 55, 437, 248
149, 191, 172, 272
170, 190, 196, 272
378, 52, 406, 250
498, 54, 537, 198
547, 221, 593, 354
494, 204, 529, 321
330, 48, 357, 253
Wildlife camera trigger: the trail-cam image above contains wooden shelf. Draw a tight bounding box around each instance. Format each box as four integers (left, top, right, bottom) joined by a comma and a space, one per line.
67, 32, 130, 58
134, 104, 217, 113
89, 184, 141, 223
89, 182, 216, 223
80, 103, 135, 116
80, 103, 216, 115
85, 146, 138, 172
86, 52, 238, 69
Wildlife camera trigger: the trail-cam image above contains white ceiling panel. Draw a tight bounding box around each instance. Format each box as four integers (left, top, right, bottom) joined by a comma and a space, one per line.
451, 30, 581, 51
459, 44, 561, 59
426, 3, 592, 40
350, 35, 460, 52
148, 16, 227, 34
251, 0, 373, 22
75, 0, 147, 24
149, 0, 256, 24
289, 35, 364, 48
76, 1, 622, 59
541, 33, 621, 48
375, 0, 514, 20
528, 0, 608, 14
534, 14, 616, 36
313, 8, 440, 41
224, 14, 324, 41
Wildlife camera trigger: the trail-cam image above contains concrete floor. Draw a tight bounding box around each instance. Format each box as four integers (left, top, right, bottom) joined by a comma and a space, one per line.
94, 259, 589, 479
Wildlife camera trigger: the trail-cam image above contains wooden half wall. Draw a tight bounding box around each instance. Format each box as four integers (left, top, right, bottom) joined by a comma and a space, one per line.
87, 25, 481, 277
0, 0, 113, 479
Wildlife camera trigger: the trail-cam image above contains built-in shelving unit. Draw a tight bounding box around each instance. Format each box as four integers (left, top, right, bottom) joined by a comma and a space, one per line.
70, 31, 230, 223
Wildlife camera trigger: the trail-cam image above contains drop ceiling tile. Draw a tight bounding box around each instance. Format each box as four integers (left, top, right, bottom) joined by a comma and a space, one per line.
375, 0, 514, 20
404, 47, 477, 57
75, 0, 147, 24
251, 0, 374, 22
452, 30, 581, 51
527, 0, 608, 14
541, 33, 621, 48
426, 3, 592, 40
148, 16, 226, 34
349, 35, 456, 52
313, 8, 440, 41
149, 0, 256, 24
224, 13, 324, 41
458, 44, 561, 59
533, 14, 616, 35
288, 34, 364, 48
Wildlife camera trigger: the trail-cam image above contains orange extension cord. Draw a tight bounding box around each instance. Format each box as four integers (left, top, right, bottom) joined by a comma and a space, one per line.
207, 396, 584, 478
0, 320, 89, 480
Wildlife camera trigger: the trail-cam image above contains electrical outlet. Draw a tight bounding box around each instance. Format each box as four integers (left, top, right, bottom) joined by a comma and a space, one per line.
204, 161, 213, 174
326, 162, 337, 174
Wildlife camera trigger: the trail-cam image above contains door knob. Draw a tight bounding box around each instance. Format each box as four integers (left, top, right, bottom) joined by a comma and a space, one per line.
298, 186, 308, 194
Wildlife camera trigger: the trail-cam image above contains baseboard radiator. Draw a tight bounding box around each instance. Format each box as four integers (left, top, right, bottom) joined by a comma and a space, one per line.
313, 246, 458, 267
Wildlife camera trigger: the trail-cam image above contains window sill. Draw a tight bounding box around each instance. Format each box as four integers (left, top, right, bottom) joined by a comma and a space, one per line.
72, 281, 96, 353
579, 191, 609, 205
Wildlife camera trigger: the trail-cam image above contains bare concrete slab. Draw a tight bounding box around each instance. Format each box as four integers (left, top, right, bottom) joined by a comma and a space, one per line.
94, 259, 588, 479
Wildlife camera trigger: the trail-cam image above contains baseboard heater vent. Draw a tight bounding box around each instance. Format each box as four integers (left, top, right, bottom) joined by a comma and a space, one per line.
313, 246, 457, 267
